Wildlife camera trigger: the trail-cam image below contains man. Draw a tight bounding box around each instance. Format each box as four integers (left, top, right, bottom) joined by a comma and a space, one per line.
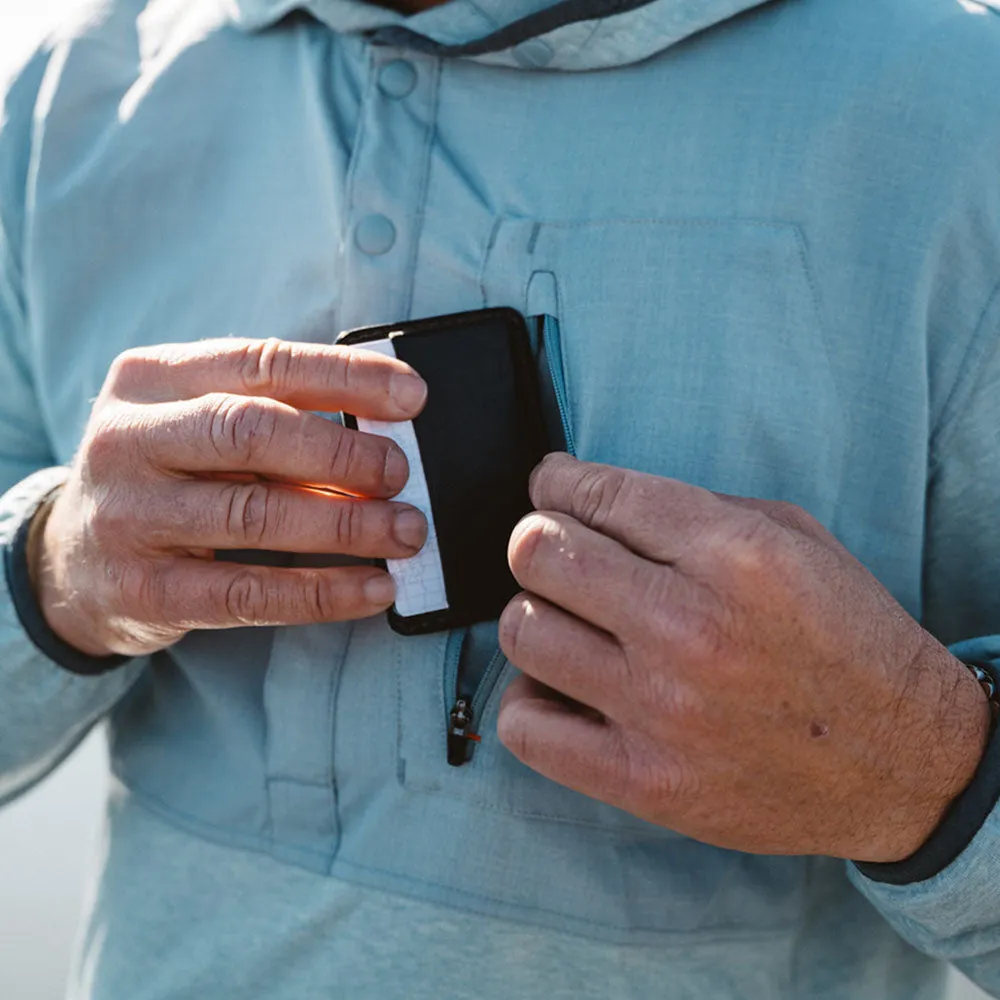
2, 0, 1000, 996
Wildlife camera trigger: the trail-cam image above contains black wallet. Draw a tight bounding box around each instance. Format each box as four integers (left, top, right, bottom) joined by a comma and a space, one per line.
338, 308, 561, 635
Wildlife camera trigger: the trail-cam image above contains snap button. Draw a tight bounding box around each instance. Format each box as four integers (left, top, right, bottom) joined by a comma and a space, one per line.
354, 214, 397, 256
512, 39, 554, 68
378, 59, 418, 99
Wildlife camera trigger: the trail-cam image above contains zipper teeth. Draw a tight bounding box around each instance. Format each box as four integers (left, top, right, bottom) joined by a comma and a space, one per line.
552, 380, 575, 457
471, 647, 509, 721
544, 318, 576, 457
444, 316, 571, 762
443, 629, 466, 715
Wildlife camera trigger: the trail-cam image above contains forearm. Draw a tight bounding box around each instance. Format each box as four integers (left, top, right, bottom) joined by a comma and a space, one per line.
0, 467, 145, 806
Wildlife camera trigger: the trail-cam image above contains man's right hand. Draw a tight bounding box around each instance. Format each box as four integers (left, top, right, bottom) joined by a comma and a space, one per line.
35, 338, 429, 658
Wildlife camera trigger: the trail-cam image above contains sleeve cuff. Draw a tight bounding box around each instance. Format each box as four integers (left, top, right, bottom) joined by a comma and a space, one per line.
854, 640, 1000, 887
2, 470, 131, 676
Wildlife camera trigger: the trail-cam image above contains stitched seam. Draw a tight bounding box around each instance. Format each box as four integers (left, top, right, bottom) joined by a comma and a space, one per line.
525, 216, 803, 231
929, 276, 1000, 464
126, 784, 334, 862
401, 57, 442, 318
395, 631, 406, 786
397, 772, 668, 829
342, 46, 378, 254
125, 790, 796, 940
332, 856, 794, 937
478, 216, 505, 307
328, 628, 358, 863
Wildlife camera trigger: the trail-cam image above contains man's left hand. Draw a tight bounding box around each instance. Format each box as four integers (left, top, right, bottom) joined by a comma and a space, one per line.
498, 454, 990, 862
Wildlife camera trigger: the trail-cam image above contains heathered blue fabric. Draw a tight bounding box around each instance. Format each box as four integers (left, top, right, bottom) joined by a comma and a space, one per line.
2, 0, 1000, 995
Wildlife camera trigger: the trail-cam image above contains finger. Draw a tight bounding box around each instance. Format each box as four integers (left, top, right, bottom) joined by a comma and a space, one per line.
497, 674, 630, 805
156, 560, 396, 629
140, 394, 408, 497
145, 480, 426, 557
528, 453, 726, 565
107, 338, 427, 420
508, 510, 692, 637
498, 592, 634, 721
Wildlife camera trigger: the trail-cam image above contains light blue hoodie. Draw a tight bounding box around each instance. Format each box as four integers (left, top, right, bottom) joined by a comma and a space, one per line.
2, 0, 1000, 996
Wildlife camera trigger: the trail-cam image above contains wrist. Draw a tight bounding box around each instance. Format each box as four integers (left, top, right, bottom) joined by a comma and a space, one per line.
33, 496, 117, 659
859, 644, 991, 864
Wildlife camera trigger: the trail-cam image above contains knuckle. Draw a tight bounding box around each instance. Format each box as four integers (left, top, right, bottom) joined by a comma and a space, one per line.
237, 338, 293, 393
629, 559, 669, 616
600, 729, 697, 817
331, 347, 355, 392
631, 570, 723, 664
496, 703, 533, 762
129, 561, 169, 619
100, 558, 164, 625
331, 499, 364, 550
713, 511, 781, 578
220, 569, 271, 624
625, 753, 697, 816
105, 348, 154, 396
768, 500, 801, 522
327, 424, 362, 481
207, 395, 277, 464
88, 491, 131, 543
662, 602, 726, 670
573, 466, 630, 529
767, 499, 819, 537
223, 482, 281, 546
84, 413, 134, 472
498, 597, 529, 663
80, 403, 145, 480
302, 573, 338, 621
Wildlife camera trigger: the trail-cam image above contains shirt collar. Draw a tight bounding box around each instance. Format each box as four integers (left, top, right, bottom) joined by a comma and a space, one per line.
227, 0, 781, 72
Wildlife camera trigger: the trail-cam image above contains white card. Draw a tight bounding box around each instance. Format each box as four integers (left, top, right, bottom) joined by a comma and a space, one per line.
352, 338, 449, 617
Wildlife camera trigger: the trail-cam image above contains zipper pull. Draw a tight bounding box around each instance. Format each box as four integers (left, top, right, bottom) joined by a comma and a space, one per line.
447, 697, 481, 767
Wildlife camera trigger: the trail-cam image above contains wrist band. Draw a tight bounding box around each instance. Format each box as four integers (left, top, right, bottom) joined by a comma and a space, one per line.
855, 658, 1000, 885
3, 484, 131, 677
966, 661, 1000, 721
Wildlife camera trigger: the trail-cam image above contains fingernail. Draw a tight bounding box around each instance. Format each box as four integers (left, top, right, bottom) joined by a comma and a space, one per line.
508, 514, 539, 558
393, 507, 427, 550
390, 372, 427, 414
383, 446, 408, 491
365, 574, 395, 606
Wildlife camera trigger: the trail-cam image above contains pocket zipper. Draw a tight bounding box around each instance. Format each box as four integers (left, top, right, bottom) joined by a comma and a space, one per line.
446, 631, 511, 766
534, 314, 576, 458
444, 314, 575, 767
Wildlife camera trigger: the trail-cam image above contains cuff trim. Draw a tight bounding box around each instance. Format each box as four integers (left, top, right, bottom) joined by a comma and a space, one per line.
854, 659, 1000, 886
3, 484, 131, 677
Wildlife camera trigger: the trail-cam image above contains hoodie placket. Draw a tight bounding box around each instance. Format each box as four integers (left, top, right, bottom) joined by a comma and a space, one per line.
261, 37, 442, 869
336, 44, 442, 331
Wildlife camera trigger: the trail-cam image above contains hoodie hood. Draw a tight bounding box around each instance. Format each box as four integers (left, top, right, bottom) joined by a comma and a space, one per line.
229, 0, 780, 70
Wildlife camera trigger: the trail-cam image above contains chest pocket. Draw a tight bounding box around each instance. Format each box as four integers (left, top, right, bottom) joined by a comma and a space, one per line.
390, 216, 837, 932
480, 217, 847, 509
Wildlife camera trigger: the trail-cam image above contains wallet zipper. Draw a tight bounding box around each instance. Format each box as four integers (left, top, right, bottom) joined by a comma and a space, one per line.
445, 632, 509, 767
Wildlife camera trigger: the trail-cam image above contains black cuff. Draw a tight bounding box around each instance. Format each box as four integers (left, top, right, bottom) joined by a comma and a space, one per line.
3, 494, 131, 677
854, 659, 1000, 885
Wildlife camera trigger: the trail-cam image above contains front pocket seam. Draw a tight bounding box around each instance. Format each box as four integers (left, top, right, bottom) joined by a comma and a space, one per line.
526, 216, 807, 233
404, 661, 665, 832
333, 855, 799, 938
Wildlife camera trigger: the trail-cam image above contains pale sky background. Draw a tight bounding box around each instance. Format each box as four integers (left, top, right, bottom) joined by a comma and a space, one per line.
0, 2, 991, 998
